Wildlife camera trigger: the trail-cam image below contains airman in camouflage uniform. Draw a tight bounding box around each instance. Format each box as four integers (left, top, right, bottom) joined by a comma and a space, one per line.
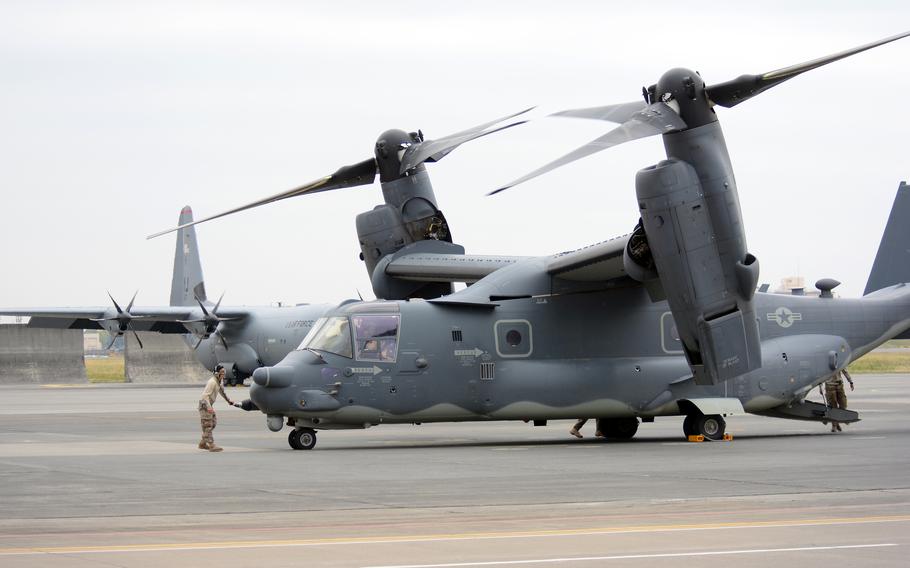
569, 418, 604, 439
822, 368, 854, 432
198, 364, 239, 451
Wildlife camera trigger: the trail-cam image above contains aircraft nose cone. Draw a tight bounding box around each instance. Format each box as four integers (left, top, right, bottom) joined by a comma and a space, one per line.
251, 365, 294, 388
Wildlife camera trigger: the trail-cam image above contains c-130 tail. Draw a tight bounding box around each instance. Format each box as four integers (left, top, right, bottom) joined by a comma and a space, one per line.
865, 181, 910, 296
864, 181, 910, 339
169, 206, 207, 307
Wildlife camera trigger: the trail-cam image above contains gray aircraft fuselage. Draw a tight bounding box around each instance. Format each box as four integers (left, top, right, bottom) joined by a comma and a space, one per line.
249, 283, 910, 428
188, 304, 332, 375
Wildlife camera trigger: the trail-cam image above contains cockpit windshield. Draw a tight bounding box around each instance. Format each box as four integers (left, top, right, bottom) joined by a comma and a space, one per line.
296, 316, 352, 358
352, 314, 400, 363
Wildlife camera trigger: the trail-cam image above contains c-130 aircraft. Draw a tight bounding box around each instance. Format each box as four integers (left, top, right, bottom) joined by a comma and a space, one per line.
156, 32, 910, 450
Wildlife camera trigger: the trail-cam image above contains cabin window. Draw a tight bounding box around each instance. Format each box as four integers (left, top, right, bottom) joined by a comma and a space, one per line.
353, 314, 400, 363
494, 319, 532, 358
298, 316, 353, 359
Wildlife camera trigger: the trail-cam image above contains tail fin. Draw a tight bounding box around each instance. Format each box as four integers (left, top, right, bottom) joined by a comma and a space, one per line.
865, 181, 910, 296
170, 206, 207, 307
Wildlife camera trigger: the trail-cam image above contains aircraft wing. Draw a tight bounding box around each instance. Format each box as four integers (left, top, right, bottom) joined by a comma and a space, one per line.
0, 306, 250, 334
384, 253, 529, 283
384, 234, 632, 285
546, 234, 631, 282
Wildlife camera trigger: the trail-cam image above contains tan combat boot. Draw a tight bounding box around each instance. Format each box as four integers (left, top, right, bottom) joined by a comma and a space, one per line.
208, 445, 223, 452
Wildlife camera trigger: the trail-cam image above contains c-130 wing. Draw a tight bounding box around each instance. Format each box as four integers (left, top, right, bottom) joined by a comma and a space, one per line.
0, 306, 249, 334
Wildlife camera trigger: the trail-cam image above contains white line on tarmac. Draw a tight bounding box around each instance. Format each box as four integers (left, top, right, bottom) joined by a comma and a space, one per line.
362, 544, 898, 568
1, 516, 908, 556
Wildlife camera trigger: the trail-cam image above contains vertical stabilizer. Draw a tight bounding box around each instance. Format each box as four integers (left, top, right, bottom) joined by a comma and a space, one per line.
864, 182, 910, 295
170, 206, 207, 306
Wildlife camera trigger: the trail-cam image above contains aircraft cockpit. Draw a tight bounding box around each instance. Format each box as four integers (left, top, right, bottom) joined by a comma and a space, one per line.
296, 302, 400, 363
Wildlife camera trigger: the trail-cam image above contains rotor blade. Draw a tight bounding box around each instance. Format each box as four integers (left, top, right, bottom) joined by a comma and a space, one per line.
489, 102, 686, 195
218, 332, 229, 350
147, 158, 378, 239
107, 291, 124, 315
132, 329, 144, 350
213, 292, 224, 314
194, 335, 204, 350
707, 30, 910, 108
443, 106, 536, 143
550, 101, 647, 124
399, 107, 534, 173
105, 334, 118, 350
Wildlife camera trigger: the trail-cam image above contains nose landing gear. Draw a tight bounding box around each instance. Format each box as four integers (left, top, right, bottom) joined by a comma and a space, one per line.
288, 427, 317, 450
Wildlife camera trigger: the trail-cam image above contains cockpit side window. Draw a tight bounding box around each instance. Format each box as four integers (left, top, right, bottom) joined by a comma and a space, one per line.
353, 314, 400, 363
297, 317, 327, 351
297, 316, 352, 358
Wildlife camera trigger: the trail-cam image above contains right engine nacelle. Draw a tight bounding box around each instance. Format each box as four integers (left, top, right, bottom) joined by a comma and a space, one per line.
635, 157, 760, 385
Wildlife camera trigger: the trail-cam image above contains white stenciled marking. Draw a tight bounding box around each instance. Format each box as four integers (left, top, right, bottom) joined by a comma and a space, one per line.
454, 348, 484, 357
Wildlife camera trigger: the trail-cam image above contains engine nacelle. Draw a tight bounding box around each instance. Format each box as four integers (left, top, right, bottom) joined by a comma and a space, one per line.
635, 152, 760, 385
356, 167, 455, 300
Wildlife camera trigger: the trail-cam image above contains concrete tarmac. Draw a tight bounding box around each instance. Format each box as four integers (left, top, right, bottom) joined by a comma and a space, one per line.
0, 375, 908, 567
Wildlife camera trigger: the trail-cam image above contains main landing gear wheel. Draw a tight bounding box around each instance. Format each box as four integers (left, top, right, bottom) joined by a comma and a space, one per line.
288, 427, 317, 450
683, 414, 726, 441
599, 417, 639, 439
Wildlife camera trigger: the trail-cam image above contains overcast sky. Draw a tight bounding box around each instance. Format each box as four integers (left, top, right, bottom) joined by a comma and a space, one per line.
1, 1, 908, 309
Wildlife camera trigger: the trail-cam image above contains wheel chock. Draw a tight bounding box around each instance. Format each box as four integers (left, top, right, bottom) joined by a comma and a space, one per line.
687, 434, 704, 442
723, 433, 733, 441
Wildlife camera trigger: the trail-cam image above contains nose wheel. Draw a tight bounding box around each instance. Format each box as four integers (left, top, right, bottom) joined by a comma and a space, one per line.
288, 427, 317, 450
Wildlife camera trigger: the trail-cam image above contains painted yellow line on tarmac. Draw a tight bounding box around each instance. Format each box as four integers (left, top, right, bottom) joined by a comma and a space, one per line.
1, 515, 908, 556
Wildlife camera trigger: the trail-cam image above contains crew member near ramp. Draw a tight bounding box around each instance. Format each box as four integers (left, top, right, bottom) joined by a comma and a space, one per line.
198, 364, 241, 452
821, 369, 854, 433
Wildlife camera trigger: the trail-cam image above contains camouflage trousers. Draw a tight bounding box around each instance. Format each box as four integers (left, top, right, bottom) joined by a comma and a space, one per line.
199, 407, 217, 448
826, 383, 848, 430
825, 384, 848, 410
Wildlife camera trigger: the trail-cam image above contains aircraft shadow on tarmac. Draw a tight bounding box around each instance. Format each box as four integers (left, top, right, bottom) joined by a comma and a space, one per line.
260, 427, 898, 452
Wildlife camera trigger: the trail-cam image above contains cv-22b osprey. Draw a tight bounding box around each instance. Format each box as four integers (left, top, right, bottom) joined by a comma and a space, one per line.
201, 32, 910, 450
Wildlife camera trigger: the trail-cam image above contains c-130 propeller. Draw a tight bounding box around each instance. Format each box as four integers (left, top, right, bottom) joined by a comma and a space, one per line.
489, 30, 909, 385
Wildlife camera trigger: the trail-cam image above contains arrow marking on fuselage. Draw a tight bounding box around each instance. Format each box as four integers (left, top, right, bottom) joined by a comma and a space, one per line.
454, 348, 484, 357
